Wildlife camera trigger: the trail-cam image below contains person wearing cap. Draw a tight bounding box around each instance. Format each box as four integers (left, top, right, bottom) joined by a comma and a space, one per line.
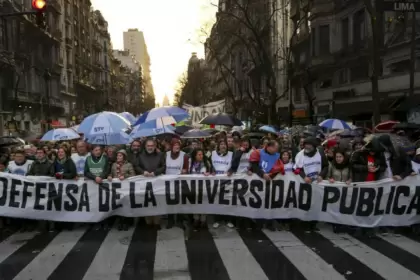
108, 149, 135, 231
411, 148, 420, 175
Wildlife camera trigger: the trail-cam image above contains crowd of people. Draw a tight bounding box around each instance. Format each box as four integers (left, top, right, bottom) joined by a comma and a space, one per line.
0, 127, 419, 236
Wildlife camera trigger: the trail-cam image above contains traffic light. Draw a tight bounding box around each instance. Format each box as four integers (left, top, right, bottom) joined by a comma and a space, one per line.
32, 0, 47, 29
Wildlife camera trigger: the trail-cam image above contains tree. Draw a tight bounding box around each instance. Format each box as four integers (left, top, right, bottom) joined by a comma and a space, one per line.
174, 72, 188, 107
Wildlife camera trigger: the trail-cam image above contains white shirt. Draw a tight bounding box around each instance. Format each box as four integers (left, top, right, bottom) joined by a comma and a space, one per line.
211, 151, 233, 174
284, 162, 294, 173
71, 153, 90, 176
412, 161, 420, 174
165, 151, 185, 175
294, 150, 322, 179
236, 150, 251, 173
8, 160, 33, 176
383, 152, 393, 179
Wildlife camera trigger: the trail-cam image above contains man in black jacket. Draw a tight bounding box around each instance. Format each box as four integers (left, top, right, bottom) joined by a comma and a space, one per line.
27, 148, 54, 176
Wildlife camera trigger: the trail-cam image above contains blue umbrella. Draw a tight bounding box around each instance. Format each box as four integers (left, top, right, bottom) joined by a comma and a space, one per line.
85, 131, 133, 145
77, 112, 131, 135
130, 124, 175, 138
259, 125, 278, 134
319, 119, 351, 130
181, 129, 211, 139
134, 106, 189, 126
119, 112, 136, 124
41, 128, 80, 141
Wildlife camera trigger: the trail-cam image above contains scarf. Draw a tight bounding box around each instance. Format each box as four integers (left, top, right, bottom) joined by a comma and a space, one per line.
116, 161, 124, 177
57, 157, 67, 165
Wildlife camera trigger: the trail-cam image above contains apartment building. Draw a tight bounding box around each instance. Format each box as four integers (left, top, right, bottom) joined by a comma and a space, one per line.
0, 0, 63, 135
290, 0, 420, 126
123, 29, 154, 97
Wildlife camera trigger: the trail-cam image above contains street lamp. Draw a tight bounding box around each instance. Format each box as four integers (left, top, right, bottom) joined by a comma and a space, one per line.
43, 69, 51, 132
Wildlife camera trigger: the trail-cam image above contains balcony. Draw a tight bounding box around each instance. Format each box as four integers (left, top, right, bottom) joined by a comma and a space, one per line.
92, 39, 102, 50
309, 0, 335, 21
6, 90, 37, 103
92, 60, 103, 70
52, 29, 63, 42
52, 62, 63, 74
65, 37, 73, 49
310, 53, 335, 68
48, 0, 62, 14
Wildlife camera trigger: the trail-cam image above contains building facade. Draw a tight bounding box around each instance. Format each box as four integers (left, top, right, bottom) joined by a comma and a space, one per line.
0, 0, 63, 135
123, 29, 154, 98
290, 0, 420, 127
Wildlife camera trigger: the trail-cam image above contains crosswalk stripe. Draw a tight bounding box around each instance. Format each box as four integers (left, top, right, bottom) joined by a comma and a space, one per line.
318, 228, 420, 280
378, 234, 420, 258
120, 223, 157, 280
353, 233, 420, 276
0, 231, 59, 280
13, 229, 86, 280
209, 228, 269, 280
0, 232, 38, 264
237, 228, 307, 280
154, 227, 191, 280
82, 225, 135, 280
264, 229, 346, 280
185, 227, 230, 280
47, 226, 111, 280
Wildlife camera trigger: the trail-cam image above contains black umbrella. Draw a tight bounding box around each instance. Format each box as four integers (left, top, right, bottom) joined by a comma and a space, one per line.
202, 128, 219, 134
181, 129, 211, 139
0, 136, 25, 147
175, 125, 193, 135
199, 113, 243, 126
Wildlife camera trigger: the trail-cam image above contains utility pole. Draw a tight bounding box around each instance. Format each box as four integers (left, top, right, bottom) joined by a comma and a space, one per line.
409, 11, 416, 97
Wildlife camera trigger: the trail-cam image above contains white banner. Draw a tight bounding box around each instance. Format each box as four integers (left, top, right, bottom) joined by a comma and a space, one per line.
182, 100, 225, 126
0, 172, 419, 227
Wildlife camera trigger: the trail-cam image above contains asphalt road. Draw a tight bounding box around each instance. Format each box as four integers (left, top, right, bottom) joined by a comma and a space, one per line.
0, 222, 420, 280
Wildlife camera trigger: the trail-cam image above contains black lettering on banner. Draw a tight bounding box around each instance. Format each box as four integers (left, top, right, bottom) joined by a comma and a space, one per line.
339, 187, 358, 215
392, 185, 410, 215
407, 186, 420, 214
298, 183, 312, 211
270, 180, 284, 209
249, 180, 263, 209
130, 182, 142, 208
165, 180, 179, 205
47, 182, 63, 211
385, 186, 396, 214
321, 186, 340, 211
181, 180, 196, 204
232, 179, 248, 207
218, 179, 231, 206
21, 181, 34, 209
111, 183, 122, 210
264, 181, 271, 209
206, 180, 218, 204
64, 184, 78, 212
0, 177, 7, 206
355, 188, 375, 216
284, 181, 297, 208
34, 182, 47, 210
374, 187, 385, 215
99, 183, 110, 212
9, 179, 22, 208
79, 183, 90, 212
197, 180, 204, 204
144, 182, 157, 207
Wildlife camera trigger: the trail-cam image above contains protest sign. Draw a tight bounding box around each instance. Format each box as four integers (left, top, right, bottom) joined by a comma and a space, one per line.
182, 100, 225, 126
0, 172, 419, 227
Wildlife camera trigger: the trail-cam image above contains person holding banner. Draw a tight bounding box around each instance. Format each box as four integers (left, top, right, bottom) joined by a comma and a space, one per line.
411, 148, 420, 174
53, 147, 77, 180
108, 149, 135, 230
27, 147, 54, 177
84, 145, 109, 183
7, 150, 33, 176
210, 138, 235, 229
188, 148, 214, 229
250, 140, 284, 231
165, 138, 189, 228
138, 139, 166, 229
71, 141, 90, 177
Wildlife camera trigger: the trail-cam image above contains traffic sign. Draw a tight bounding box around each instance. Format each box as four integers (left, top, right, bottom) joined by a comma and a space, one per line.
382, 0, 420, 11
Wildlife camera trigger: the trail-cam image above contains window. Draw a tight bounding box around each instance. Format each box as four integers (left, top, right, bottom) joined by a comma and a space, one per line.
341, 18, 349, 48
337, 69, 348, 84
319, 25, 330, 55
311, 27, 316, 56
350, 62, 369, 81
353, 10, 365, 47
390, 60, 410, 73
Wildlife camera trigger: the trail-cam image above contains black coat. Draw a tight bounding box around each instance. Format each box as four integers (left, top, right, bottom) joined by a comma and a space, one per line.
350, 150, 386, 182
53, 158, 77, 179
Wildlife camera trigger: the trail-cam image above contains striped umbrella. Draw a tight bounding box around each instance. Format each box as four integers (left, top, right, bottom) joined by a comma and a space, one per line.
319, 119, 351, 130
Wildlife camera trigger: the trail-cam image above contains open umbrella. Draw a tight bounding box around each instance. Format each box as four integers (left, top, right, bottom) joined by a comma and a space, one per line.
319, 119, 352, 130
119, 112, 136, 124
259, 125, 278, 134
130, 117, 176, 138
0, 136, 25, 147
199, 113, 242, 126
78, 111, 131, 135
134, 106, 189, 126
175, 125, 193, 135
41, 128, 80, 142
181, 129, 211, 139
374, 120, 399, 132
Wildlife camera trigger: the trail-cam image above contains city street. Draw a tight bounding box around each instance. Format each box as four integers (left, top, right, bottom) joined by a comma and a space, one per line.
0, 222, 419, 280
